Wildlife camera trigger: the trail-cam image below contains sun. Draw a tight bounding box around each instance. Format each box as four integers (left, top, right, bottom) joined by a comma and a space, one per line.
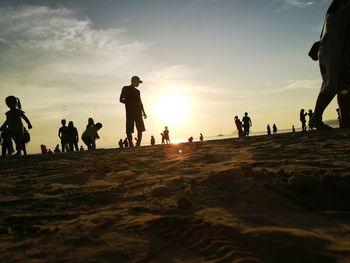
153, 93, 190, 126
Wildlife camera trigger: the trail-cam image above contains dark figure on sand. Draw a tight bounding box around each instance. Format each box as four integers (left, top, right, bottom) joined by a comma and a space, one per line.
273, 124, 278, 134
336, 108, 341, 126
58, 119, 68, 152
292, 125, 296, 133
81, 123, 102, 150
242, 112, 252, 136
163, 126, 170, 144
41, 144, 48, 154
300, 109, 307, 132
123, 138, 129, 148
188, 136, 193, 143
308, 109, 314, 130
118, 139, 124, 148
80, 145, 84, 151
54, 144, 60, 153
1, 96, 32, 156
120, 76, 147, 147
67, 121, 79, 151
150, 136, 155, 146
200, 133, 204, 142
267, 125, 271, 135
160, 133, 165, 144
0, 125, 14, 156
234, 116, 244, 138
309, 0, 350, 129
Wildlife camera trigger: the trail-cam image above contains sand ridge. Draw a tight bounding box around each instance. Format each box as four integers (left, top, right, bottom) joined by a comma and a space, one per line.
0, 129, 350, 262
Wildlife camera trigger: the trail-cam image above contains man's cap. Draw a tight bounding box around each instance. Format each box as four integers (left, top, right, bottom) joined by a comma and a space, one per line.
131, 76, 143, 83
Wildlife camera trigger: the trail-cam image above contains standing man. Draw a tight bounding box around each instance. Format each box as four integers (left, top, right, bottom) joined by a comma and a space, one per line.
120, 76, 147, 147
242, 112, 252, 136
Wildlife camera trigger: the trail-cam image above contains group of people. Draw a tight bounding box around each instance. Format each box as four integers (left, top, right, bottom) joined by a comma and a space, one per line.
234, 112, 252, 138
300, 109, 315, 132
267, 124, 278, 135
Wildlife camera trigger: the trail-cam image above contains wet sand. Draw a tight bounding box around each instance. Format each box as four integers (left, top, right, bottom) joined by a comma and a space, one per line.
0, 129, 350, 263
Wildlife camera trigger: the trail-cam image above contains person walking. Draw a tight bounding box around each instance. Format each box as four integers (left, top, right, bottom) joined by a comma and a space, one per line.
242, 112, 252, 136
66, 121, 79, 151
120, 76, 147, 147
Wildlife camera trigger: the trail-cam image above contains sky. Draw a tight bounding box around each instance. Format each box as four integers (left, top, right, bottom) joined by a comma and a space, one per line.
0, 0, 336, 153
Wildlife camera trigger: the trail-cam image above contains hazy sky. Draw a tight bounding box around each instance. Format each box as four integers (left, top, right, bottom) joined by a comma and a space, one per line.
0, 0, 335, 152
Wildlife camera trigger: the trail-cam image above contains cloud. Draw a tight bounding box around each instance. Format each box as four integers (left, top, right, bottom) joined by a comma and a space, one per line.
265, 79, 321, 94
274, 0, 331, 11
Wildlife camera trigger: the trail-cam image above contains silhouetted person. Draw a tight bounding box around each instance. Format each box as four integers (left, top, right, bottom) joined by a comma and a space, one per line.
1, 96, 32, 156
150, 135, 155, 146
123, 138, 129, 148
308, 109, 314, 130
188, 136, 193, 143
234, 116, 244, 138
163, 126, 170, 144
54, 144, 60, 153
242, 112, 252, 136
58, 119, 68, 152
81, 123, 102, 150
273, 124, 278, 134
336, 108, 341, 126
0, 125, 14, 156
199, 133, 204, 142
309, 0, 350, 129
120, 76, 147, 147
67, 121, 79, 151
48, 149, 53, 154
267, 125, 271, 135
41, 144, 48, 154
80, 145, 84, 151
292, 125, 296, 133
160, 133, 165, 144
300, 109, 307, 132
86, 117, 94, 129
134, 137, 138, 146
118, 139, 124, 148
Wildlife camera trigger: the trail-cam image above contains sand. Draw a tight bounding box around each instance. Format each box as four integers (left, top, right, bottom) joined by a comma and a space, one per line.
0, 129, 350, 263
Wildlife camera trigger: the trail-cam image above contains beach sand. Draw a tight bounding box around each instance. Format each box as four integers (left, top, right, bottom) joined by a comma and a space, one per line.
0, 129, 350, 263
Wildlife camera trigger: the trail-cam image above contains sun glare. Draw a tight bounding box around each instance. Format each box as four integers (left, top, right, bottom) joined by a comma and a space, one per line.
153, 93, 190, 126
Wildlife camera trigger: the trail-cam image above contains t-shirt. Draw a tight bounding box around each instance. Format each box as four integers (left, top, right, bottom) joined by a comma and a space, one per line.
6, 109, 24, 131
59, 126, 68, 141
242, 116, 251, 127
82, 126, 98, 139
120, 86, 142, 112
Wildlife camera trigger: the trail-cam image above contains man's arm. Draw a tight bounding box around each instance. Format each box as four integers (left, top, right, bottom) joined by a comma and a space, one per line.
119, 87, 126, 104
139, 100, 147, 119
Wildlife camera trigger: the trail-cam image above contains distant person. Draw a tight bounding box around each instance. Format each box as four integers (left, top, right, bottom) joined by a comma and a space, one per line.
80, 145, 84, 151
58, 119, 68, 152
308, 109, 314, 130
300, 109, 307, 132
160, 133, 165, 144
54, 144, 60, 153
150, 135, 155, 146
120, 76, 147, 147
118, 139, 124, 148
1, 96, 32, 156
66, 121, 79, 151
41, 144, 48, 154
81, 123, 102, 150
188, 136, 193, 143
267, 125, 271, 135
292, 125, 296, 133
0, 125, 14, 156
336, 108, 341, 126
234, 116, 244, 138
273, 124, 278, 134
86, 117, 94, 129
163, 126, 170, 144
48, 149, 53, 154
199, 133, 204, 142
309, 0, 350, 129
242, 112, 252, 136
123, 138, 129, 148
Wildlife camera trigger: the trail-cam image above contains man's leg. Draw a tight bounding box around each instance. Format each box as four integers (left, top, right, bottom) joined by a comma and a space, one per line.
337, 93, 350, 128
137, 131, 142, 146
127, 133, 134, 147
311, 91, 335, 130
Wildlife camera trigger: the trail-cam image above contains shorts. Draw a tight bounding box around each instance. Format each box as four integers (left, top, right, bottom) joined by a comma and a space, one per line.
126, 111, 145, 133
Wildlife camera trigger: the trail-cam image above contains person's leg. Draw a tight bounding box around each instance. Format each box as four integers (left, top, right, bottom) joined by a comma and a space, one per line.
337, 93, 350, 128
74, 142, 79, 151
311, 91, 335, 130
127, 133, 133, 147
137, 131, 142, 146
22, 143, 27, 155
61, 141, 65, 152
